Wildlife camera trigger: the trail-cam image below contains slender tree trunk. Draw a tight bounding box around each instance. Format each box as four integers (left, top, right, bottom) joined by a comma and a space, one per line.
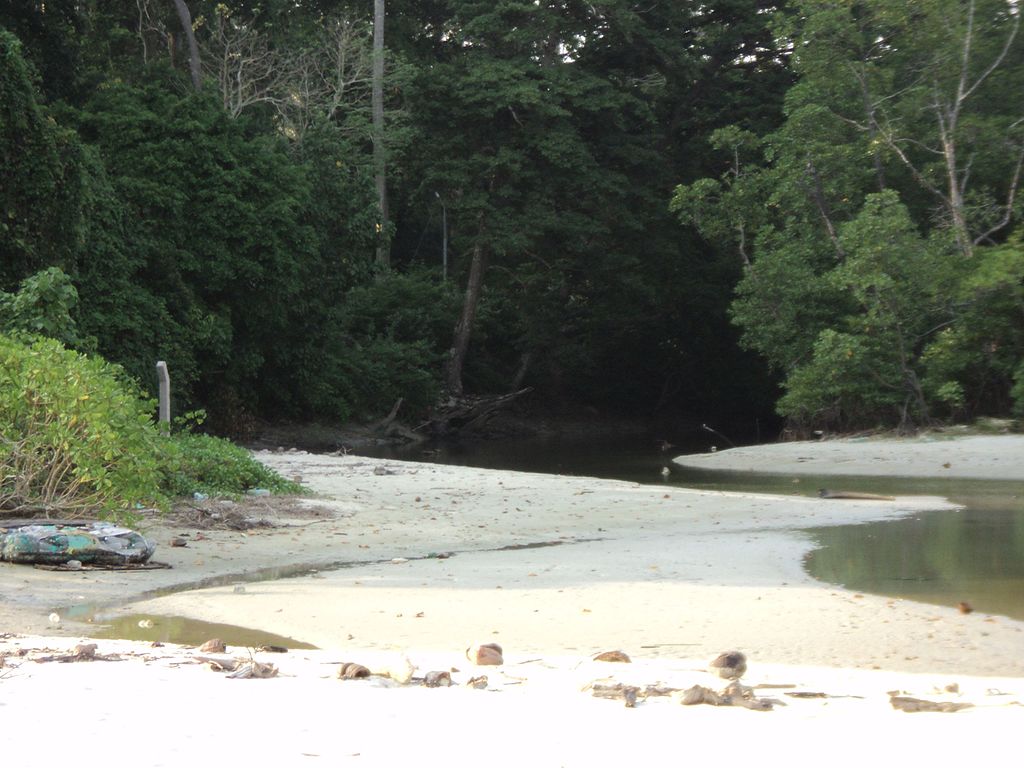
372, 0, 389, 268
171, 0, 202, 91
446, 242, 487, 396
857, 72, 886, 191
805, 157, 845, 261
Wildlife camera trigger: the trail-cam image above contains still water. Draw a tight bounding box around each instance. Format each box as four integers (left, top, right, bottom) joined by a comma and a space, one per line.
363, 434, 1024, 620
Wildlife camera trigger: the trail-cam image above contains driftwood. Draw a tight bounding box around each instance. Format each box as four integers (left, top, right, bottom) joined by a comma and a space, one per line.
588, 680, 777, 711
678, 683, 776, 711
33, 561, 171, 572
890, 695, 974, 713
417, 389, 533, 438
34, 644, 121, 663
587, 682, 681, 703
818, 489, 896, 501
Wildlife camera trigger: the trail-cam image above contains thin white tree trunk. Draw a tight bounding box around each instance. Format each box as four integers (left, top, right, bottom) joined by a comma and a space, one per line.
372, 0, 389, 268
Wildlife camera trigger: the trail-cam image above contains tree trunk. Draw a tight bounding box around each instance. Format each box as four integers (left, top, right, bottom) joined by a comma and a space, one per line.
171, 0, 202, 91
372, 0, 389, 268
446, 242, 487, 396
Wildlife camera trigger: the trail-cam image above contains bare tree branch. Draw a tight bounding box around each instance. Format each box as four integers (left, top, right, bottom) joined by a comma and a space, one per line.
974, 144, 1024, 244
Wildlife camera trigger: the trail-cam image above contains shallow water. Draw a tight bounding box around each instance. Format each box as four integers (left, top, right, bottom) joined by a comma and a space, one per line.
364, 436, 1024, 620
81, 433, 1024, 644
90, 613, 317, 649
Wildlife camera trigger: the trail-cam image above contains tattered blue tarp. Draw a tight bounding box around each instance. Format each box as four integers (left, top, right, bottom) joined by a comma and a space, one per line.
0, 522, 155, 565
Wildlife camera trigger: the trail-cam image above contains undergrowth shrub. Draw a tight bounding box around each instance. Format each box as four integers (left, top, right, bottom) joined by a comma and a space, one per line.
160, 433, 303, 497
0, 333, 164, 518
0, 334, 302, 521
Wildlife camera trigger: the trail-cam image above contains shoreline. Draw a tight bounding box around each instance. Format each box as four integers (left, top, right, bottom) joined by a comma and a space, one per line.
3, 438, 1024, 763
672, 433, 1024, 480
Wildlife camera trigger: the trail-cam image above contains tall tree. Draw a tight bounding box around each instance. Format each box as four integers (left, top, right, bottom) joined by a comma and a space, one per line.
675, 0, 1024, 430
373, 0, 390, 267
171, 0, 202, 90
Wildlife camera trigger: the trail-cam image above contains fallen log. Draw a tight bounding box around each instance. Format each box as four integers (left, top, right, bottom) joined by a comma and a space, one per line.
417, 388, 533, 438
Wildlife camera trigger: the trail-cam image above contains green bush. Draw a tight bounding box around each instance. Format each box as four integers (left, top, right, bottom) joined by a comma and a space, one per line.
0, 334, 302, 520
0, 266, 85, 347
160, 433, 304, 498
0, 333, 165, 518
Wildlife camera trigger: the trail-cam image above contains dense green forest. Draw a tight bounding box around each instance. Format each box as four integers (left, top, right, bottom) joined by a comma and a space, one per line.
2, 1, 1022, 438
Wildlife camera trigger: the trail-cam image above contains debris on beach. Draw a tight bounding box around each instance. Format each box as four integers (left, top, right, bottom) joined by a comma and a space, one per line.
423, 670, 452, 687
0, 522, 155, 566
889, 695, 974, 713
383, 655, 416, 684
467, 642, 504, 666
586, 681, 680, 705
257, 644, 288, 653
587, 676, 777, 711
338, 662, 371, 679
195, 655, 235, 671
675, 682, 775, 711
709, 650, 747, 680
817, 489, 896, 501
224, 661, 277, 679
34, 643, 121, 663
588, 682, 644, 706
593, 650, 631, 663
193, 653, 277, 679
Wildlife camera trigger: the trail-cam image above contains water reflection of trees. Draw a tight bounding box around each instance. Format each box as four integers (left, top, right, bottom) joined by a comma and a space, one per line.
805, 505, 1024, 620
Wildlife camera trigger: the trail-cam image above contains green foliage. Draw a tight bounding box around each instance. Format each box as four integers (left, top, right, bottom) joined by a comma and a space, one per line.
0, 333, 165, 518
0, 266, 84, 347
778, 329, 904, 426
276, 268, 458, 420
0, 27, 82, 289
671, 127, 769, 265
73, 77, 318, 409
678, 0, 1024, 430
921, 239, 1024, 418
731, 228, 850, 372
4, 2, 801, 432
0, 332, 302, 517
159, 433, 303, 498
0, 3, 85, 103
66, 144, 182, 392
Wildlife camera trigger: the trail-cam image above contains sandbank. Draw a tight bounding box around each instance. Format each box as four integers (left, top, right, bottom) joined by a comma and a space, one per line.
673, 433, 1024, 479
2, 438, 1023, 765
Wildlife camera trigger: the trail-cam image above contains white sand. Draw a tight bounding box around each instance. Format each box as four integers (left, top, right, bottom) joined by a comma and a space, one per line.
2, 437, 1024, 766
673, 434, 1024, 479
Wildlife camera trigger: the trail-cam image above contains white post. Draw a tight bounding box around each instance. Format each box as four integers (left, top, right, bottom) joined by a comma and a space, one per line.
156, 361, 171, 435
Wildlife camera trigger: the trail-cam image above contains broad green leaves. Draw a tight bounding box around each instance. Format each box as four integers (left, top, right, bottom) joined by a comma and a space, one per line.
678, 0, 1024, 430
